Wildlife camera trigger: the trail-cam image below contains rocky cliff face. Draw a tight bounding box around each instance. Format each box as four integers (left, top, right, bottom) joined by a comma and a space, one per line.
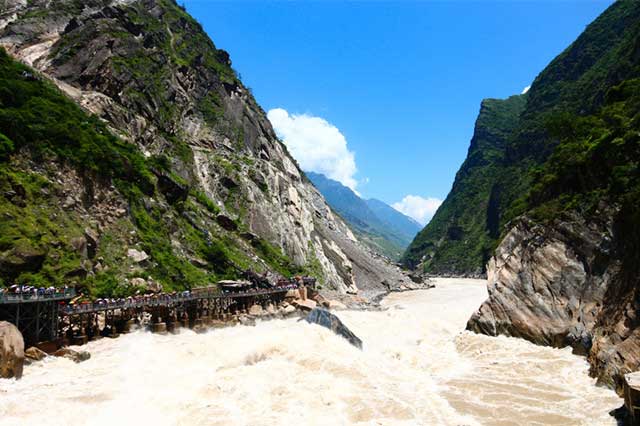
434, 0, 640, 394
467, 208, 639, 393
0, 0, 410, 296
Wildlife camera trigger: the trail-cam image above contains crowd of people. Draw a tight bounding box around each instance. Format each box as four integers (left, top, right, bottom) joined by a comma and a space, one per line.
62, 290, 195, 313
61, 278, 306, 314
0, 285, 74, 302
2, 275, 314, 308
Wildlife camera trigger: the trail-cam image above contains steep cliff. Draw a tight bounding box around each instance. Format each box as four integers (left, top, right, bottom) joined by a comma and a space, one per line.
402, 95, 526, 275
0, 0, 411, 296
403, 1, 640, 278
464, 0, 640, 393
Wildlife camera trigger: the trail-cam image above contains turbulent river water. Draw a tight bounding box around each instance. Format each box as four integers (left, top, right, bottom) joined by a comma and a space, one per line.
0, 278, 621, 426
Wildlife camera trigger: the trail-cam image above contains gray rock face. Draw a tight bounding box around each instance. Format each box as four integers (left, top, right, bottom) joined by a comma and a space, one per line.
305, 308, 362, 349
467, 212, 640, 393
0, 321, 25, 379
0, 0, 412, 295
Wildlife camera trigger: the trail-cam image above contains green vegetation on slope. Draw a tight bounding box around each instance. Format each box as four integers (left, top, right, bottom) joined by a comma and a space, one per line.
512, 78, 640, 247
402, 95, 527, 273
0, 47, 306, 296
403, 1, 640, 275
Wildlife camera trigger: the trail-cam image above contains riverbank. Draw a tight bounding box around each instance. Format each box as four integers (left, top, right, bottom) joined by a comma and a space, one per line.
0, 278, 620, 426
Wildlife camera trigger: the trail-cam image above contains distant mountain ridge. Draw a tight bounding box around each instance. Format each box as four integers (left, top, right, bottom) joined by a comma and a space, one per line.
364, 198, 422, 242
306, 172, 420, 260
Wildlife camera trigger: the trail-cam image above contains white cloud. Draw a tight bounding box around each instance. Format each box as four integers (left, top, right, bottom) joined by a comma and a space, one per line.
521, 85, 531, 94
267, 108, 359, 192
392, 195, 443, 226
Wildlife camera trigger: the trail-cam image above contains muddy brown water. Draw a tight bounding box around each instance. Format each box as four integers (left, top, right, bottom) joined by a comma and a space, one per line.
0, 278, 620, 425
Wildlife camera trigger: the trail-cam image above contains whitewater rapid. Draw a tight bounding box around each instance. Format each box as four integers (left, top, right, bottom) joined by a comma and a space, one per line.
0, 278, 621, 426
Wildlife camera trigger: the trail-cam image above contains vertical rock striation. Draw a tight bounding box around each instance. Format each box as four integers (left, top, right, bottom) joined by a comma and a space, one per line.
467, 209, 640, 393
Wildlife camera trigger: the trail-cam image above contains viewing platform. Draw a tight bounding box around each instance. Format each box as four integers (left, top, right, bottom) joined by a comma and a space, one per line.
0, 274, 315, 347
60, 286, 291, 315
0, 289, 76, 304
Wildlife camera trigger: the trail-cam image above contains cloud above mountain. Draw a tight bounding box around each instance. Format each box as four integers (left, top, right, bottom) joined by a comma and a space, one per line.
267, 108, 358, 192
392, 195, 443, 225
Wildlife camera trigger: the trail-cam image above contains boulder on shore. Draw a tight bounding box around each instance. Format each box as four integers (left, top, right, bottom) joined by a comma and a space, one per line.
248, 304, 263, 316
53, 348, 90, 363
0, 321, 25, 379
304, 308, 362, 349
25, 347, 48, 364
293, 299, 316, 312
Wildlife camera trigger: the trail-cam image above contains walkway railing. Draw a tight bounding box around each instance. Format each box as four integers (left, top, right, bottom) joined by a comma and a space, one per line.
0, 289, 76, 304
60, 286, 294, 315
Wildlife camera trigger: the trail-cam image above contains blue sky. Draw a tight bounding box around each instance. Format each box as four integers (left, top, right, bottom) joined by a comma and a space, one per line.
183, 0, 613, 224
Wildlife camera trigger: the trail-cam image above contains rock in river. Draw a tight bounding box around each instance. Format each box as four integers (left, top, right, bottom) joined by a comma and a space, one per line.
0, 321, 25, 379
25, 346, 48, 364
304, 308, 362, 349
53, 348, 91, 363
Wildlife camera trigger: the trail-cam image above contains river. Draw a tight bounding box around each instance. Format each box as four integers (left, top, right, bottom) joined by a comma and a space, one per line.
0, 278, 621, 425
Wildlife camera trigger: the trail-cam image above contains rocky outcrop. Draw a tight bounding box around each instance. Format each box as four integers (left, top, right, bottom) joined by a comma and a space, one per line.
127, 249, 149, 263
304, 308, 362, 349
0, 321, 25, 379
467, 210, 639, 393
24, 346, 48, 364
292, 299, 317, 312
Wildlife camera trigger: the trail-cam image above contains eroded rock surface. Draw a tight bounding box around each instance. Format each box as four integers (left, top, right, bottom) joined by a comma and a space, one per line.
467, 212, 639, 393
0, 321, 25, 379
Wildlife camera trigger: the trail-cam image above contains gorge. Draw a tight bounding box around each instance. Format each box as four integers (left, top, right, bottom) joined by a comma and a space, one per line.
403, 0, 640, 396
0, 0, 638, 424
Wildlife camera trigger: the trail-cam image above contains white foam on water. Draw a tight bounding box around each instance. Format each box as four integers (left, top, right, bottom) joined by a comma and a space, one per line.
0, 278, 621, 426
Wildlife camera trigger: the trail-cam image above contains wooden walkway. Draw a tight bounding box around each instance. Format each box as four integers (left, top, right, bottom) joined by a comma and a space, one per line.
0, 285, 296, 346
60, 287, 292, 315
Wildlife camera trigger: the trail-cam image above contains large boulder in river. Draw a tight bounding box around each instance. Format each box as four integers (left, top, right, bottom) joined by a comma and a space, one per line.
0, 321, 25, 379
304, 308, 362, 349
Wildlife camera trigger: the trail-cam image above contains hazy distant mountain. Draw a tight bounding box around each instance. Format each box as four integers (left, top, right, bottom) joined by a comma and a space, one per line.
365, 198, 422, 243
306, 172, 420, 260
